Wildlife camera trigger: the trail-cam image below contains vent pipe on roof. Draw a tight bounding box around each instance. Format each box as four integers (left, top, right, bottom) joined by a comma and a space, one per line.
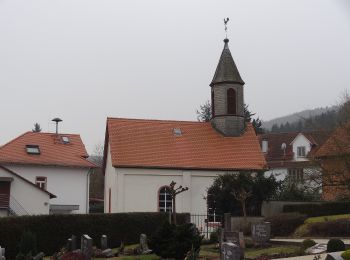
52, 118, 62, 134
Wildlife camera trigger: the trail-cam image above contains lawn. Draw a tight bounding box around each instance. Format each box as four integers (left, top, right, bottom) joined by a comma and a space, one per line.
245, 245, 301, 259
294, 214, 350, 237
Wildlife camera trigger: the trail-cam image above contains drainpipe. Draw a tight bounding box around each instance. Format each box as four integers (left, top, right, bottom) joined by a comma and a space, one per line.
86, 169, 92, 214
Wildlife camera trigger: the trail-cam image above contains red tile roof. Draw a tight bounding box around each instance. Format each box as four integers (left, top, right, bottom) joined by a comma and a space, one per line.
258, 131, 330, 167
105, 118, 266, 171
0, 132, 96, 168
316, 123, 350, 157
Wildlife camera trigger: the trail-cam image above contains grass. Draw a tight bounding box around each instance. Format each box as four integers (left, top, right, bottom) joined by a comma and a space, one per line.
294, 214, 350, 237
245, 245, 301, 259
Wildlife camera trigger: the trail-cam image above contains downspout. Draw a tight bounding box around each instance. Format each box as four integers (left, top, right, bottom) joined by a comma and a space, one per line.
86, 169, 92, 214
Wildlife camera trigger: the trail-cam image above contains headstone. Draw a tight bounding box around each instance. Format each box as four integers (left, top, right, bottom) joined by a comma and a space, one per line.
81, 234, 93, 260
325, 252, 344, 260
101, 235, 108, 250
221, 242, 241, 260
101, 249, 114, 258
71, 235, 77, 251
139, 234, 152, 254
251, 222, 271, 245
0, 246, 5, 260
305, 243, 328, 255
224, 231, 239, 244
66, 238, 72, 251
238, 232, 245, 249
32, 252, 45, 260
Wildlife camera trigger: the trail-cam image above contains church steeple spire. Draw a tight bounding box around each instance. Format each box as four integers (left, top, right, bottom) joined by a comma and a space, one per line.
210, 38, 245, 86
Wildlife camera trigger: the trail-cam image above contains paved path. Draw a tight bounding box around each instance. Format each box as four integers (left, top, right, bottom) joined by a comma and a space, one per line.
271, 238, 350, 245
275, 252, 345, 260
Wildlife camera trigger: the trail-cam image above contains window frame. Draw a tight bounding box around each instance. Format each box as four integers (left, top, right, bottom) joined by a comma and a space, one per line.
288, 168, 304, 183
227, 88, 237, 114
35, 176, 47, 190
297, 146, 306, 157
26, 145, 40, 155
158, 186, 173, 213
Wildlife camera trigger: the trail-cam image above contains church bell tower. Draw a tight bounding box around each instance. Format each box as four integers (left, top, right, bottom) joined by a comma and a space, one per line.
210, 37, 245, 136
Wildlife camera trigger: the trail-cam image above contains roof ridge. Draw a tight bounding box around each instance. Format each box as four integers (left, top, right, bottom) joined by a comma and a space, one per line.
107, 117, 204, 124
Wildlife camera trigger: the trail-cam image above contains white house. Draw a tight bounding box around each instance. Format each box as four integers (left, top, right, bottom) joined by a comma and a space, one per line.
0, 131, 96, 215
259, 132, 329, 184
0, 165, 54, 217
103, 37, 266, 215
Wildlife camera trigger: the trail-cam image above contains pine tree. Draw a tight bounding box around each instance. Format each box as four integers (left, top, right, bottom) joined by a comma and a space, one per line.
32, 123, 42, 133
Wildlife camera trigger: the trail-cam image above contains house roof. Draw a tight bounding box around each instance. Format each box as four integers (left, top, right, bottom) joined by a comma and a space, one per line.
104, 118, 266, 171
0, 165, 56, 198
316, 123, 350, 157
0, 132, 96, 168
210, 38, 245, 86
259, 131, 330, 165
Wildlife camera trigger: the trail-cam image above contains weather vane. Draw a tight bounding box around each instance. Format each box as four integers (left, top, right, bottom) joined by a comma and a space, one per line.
224, 17, 230, 39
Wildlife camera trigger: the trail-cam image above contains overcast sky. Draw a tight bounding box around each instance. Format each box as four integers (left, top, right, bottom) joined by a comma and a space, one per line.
0, 0, 349, 153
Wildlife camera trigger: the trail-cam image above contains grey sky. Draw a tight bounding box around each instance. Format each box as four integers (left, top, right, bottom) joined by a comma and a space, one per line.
0, 0, 349, 153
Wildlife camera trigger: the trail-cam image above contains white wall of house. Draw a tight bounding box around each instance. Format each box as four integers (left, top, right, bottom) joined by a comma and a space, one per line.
5, 165, 90, 214
291, 134, 312, 161
104, 144, 240, 214
0, 168, 50, 215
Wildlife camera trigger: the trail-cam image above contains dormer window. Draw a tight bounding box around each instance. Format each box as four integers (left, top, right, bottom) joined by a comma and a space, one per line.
62, 136, 70, 144
26, 145, 40, 155
297, 146, 306, 157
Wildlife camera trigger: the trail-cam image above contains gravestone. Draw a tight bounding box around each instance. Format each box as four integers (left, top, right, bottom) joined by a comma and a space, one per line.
238, 232, 245, 249
305, 243, 328, 255
101, 235, 108, 250
66, 238, 73, 252
325, 252, 344, 260
251, 222, 271, 245
32, 252, 45, 260
221, 242, 241, 260
71, 235, 77, 251
139, 234, 152, 254
224, 231, 240, 244
81, 234, 93, 260
102, 249, 114, 258
0, 246, 5, 260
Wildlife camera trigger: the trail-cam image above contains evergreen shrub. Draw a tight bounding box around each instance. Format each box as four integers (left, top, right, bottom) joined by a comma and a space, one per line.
327, 239, 345, 252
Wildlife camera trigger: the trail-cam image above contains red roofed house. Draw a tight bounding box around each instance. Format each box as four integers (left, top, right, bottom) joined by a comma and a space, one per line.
103, 37, 266, 214
315, 123, 350, 200
0, 131, 95, 215
258, 131, 329, 186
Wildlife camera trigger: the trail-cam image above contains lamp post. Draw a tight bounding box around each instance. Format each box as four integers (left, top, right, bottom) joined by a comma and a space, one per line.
169, 181, 189, 225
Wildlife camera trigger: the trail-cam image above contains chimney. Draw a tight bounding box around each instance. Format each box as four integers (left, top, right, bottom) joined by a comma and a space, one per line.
52, 118, 62, 134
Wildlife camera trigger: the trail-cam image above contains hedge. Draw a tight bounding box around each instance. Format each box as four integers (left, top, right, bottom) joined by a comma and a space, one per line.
0, 212, 189, 259
283, 201, 350, 217
306, 219, 350, 237
265, 213, 307, 237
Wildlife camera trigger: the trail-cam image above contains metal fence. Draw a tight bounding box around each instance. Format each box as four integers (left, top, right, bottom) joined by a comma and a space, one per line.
190, 213, 222, 239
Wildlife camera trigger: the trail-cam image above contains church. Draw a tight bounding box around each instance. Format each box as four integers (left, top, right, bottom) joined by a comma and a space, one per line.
103, 37, 266, 214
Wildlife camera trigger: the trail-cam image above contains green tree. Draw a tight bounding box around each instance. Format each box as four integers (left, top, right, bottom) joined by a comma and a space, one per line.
32, 123, 42, 133
196, 100, 211, 122
207, 172, 279, 216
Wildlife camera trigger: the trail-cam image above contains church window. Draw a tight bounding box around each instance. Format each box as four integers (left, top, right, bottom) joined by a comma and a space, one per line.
158, 186, 172, 212
211, 90, 215, 117
227, 88, 236, 114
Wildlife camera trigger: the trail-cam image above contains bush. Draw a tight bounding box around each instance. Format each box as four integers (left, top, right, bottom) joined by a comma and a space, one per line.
301, 239, 316, 249
307, 219, 350, 237
342, 249, 350, 260
265, 213, 307, 237
0, 212, 189, 260
149, 222, 202, 260
283, 201, 350, 217
17, 230, 37, 256
327, 239, 345, 252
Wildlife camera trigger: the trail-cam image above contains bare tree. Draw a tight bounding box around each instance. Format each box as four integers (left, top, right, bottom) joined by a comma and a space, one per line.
231, 188, 252, 220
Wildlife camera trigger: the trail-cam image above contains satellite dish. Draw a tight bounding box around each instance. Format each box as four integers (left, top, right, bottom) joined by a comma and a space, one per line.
281, 143, 287, 150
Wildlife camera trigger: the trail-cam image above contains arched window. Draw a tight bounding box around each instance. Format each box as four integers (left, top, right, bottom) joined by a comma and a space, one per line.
211, 90, 215, 117
158, 186, 172, 212
227, 88, 236, 114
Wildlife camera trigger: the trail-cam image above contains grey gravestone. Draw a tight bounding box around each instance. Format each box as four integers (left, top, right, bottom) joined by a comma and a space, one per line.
325, 252, 344, 260
81, 234, 93, 260
0, 246, 5, 260
224, 231, 239, 244
32, 252, 45, 260
66, 238, 72, 251
101, 235, 108, 250
71, 235, 77, 251
305, 243, 328, 255
140, 234, 152, 254
221, 242, 241, 260
102, 249, 114, 258
238, 232, 245, 249
251, 222, 271, 244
